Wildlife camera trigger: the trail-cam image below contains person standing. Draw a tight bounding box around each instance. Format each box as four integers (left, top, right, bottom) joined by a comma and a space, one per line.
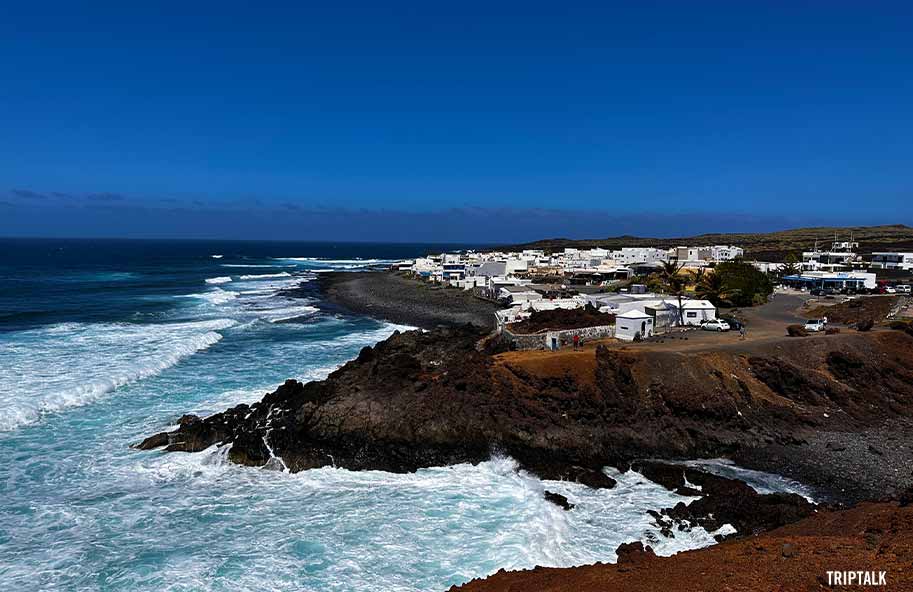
739, 325, 746, 340
573, 334, 580, 351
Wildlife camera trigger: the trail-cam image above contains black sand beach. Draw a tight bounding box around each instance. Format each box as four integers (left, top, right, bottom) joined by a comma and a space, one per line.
316, 271, 503, 330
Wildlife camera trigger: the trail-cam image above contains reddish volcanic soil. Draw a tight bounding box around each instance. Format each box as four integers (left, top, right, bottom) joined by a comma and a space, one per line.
452, 502, 913, 592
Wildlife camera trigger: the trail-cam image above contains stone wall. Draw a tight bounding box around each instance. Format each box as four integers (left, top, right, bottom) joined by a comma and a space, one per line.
501, 324, 615, 350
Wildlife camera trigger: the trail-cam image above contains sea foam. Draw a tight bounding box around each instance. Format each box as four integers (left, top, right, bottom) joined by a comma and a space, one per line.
238, 272, 292, 280
205, 276, 233, 285
0, 319, 235, 431
117, 451, 732, 592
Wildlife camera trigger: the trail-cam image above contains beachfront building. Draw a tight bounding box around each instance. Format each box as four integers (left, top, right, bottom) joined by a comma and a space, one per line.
870, 252, 913, 271
801, 237, 861, 271
407, 241, 746, 302
781, 271, 877, 291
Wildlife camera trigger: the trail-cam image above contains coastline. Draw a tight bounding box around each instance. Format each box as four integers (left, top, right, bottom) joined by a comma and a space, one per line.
314, 270, 503, 330
143, 269, 913, 591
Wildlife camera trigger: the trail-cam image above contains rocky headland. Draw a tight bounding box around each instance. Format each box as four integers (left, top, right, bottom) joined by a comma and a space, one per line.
139, 322, 913, 502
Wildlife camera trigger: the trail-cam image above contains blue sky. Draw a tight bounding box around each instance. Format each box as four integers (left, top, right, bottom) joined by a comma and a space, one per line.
1, 1, 912, 241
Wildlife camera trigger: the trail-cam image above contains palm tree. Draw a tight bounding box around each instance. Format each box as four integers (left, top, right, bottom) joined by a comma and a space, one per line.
661, 260, 687, 325
778, 253, 801, 278
695, 271, 741, 307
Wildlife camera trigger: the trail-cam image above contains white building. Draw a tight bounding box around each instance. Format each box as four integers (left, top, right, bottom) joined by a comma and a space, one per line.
528, 296, 588, 312
870, 252, 913, 271
801, 237, 860, 271
610, 248, 669, 265
497, 286, 542, 307
680, 300, 717, 326
615, 310, 654, 341
781, 271, 877, 291
709, 245, 744, 261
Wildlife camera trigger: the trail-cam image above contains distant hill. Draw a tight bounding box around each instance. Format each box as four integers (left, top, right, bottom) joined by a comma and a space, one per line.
508, 224, 913, 262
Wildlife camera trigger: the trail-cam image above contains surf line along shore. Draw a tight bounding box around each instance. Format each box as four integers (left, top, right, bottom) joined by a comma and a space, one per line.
141, 269, 913, 588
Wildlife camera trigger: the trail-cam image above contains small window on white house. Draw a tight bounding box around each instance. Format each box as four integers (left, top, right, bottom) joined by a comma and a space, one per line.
687, 311, 697, 318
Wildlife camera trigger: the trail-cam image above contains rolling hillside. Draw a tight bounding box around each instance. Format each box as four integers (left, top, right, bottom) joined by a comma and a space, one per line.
509, 224, 913, 262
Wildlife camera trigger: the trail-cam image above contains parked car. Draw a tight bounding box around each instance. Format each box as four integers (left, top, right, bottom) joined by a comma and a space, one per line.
811, 287, 836, 296
898, 285, 912, 294
804, 319, 827, 332
885, 286, 897, 294
701, 319, 731, 332
720, 316, 743, 330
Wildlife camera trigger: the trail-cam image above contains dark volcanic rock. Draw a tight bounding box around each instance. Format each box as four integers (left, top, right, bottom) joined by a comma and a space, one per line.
615, 541, 656, 568
138, 326, 913, 503
637, 462, 816, 538
543, 491, 574, 510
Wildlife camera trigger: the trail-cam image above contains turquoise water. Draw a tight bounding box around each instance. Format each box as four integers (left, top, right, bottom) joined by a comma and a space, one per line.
0, 239, 808, 591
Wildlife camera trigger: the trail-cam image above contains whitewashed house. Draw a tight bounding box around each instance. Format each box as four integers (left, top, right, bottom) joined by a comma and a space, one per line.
680, 300, 717, 325
615, 310, 654, 341
709, 245, 744, 261
870, 252, 913, 271
498, 286, 542, 307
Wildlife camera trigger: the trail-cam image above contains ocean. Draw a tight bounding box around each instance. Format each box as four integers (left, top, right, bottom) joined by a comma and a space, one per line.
0, 238, 810, 591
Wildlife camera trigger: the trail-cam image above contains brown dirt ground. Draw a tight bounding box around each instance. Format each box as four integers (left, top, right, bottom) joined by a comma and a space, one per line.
806, 295, 899, 325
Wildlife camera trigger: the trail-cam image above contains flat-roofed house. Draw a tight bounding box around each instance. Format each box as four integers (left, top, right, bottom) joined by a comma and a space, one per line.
870, 252, 913, 271
616, 310, 654, 341
680, 300, 717, 325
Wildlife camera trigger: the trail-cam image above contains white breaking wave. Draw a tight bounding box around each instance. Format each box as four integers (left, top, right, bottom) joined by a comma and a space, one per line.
221, 264, 293, 268
121, 452, 734, 592
281, 258, 394, 264
180, 288, 238, 305
211, 255, 223, 259
265, 305, 320, 323
205, 276, 233, 285
279, 257, 401, 270
0, 319, 236, 431
238, 272, 292, 280
681, 459, 817, 502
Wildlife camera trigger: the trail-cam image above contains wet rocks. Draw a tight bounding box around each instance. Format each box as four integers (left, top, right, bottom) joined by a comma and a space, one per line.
543, 491, 574, 510
634, 461, 815, 538
615, 541, 655, 565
